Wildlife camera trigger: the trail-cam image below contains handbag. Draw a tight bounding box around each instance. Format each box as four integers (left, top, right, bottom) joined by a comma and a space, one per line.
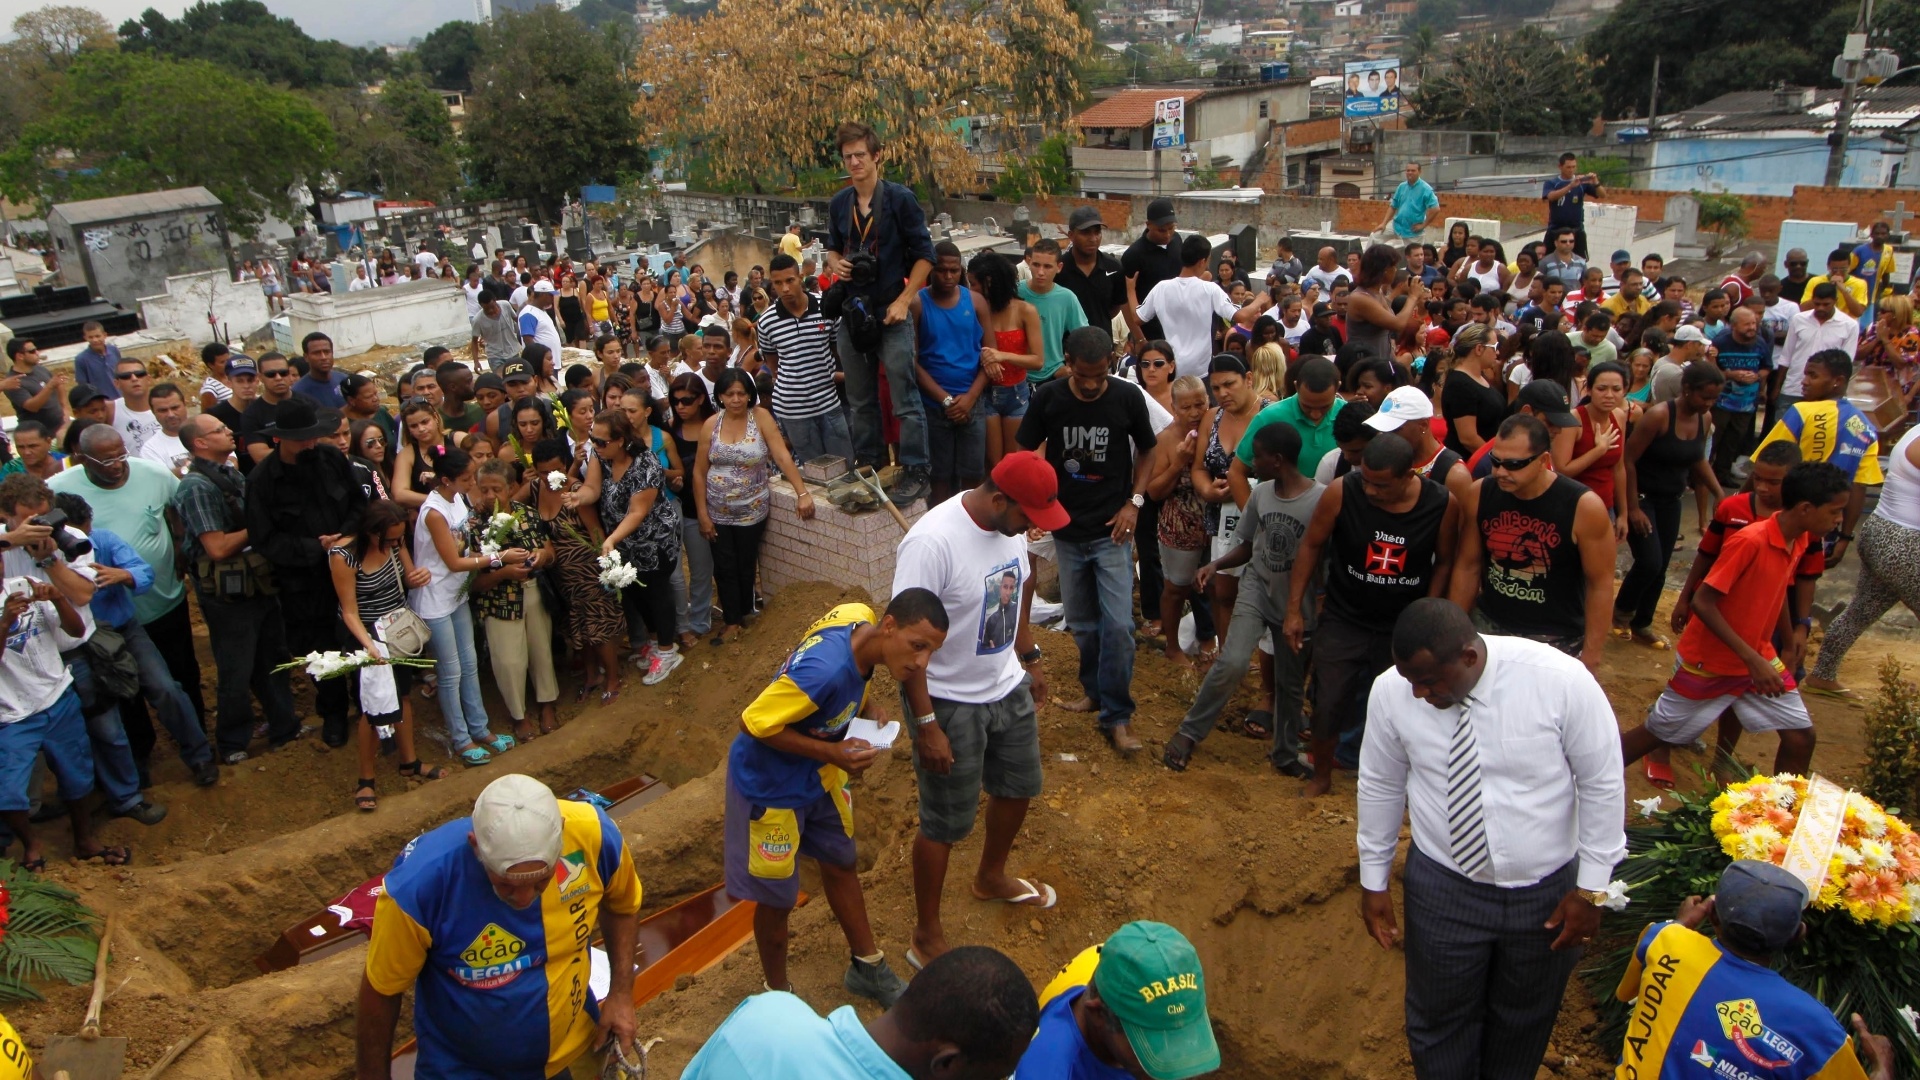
377, 606, 432, 659
85, 625, 143, 701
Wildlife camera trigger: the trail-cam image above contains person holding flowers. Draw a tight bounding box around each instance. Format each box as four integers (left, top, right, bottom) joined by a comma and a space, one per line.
329, 500, 447, 812
529, 437, 627, 706
1619, 463, 1853, 778
412, 444, 527, 767
581, 408, 685, 686
1611, 860, 1896, 1080
467, 459, 559, 741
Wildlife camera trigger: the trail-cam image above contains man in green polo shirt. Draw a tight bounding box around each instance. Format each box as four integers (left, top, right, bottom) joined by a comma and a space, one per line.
1228, 356, 1345, 503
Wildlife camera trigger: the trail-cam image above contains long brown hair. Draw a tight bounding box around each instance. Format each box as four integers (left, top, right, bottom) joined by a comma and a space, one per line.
351, 499, 408, 562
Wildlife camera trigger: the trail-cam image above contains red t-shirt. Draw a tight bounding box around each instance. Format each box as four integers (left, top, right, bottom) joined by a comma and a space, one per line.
1699, 493, 1824, 578
1719, 273, 1754, 305
1677, 514, 1805, 674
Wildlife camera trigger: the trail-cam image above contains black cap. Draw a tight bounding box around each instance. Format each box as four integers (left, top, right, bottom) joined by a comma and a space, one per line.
1068, 206, 1105, 232
1516, 380, 1579, 428
68, 383, 108, 409
1716, 860, 1809, 953
1146, 197, 1176, 227
475, 372, 507, 393
499, 360, 533, 383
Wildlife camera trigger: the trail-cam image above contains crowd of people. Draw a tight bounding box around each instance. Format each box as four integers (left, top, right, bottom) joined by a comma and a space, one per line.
4, 124, 1918, 1080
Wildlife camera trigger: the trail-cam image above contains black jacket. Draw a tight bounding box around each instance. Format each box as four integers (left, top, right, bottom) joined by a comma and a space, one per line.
245, 443, 367, 591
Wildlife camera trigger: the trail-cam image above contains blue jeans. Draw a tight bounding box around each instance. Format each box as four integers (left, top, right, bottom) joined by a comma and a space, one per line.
926, 407, 986, 492
61, 650, 144, 813
839, 318, 928, 471
780, 409, 854, 466
118, 618, 211, 768
424, 607, 492, 749
980, 380, 1031, 419
1053, 536, 1136, 728
674, 516, 714, 636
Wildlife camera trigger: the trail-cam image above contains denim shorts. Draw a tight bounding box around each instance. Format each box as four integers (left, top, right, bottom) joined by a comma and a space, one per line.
980, 380, 1031, 419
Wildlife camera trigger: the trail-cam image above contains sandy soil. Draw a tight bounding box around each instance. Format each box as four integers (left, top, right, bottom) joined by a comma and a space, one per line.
3, 578, 1899, 1079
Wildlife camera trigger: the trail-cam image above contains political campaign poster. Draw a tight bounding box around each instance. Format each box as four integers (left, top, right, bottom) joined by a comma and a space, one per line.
1343, 59, 1402, 120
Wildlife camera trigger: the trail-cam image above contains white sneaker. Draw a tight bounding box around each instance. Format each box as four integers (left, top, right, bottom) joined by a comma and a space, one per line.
642, 647, 683, 685
630, 643, 657, 669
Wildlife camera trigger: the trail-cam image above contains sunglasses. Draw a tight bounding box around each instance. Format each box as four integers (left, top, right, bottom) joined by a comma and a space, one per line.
672, 396, 698, 406
589, 435, 613, 447
83, 453, 130, 468
1488, 452, 1543, 472
1141, 358, 1171, 369
363, 435, 387, 446
261, 369, 292, 378
115, 370, 148, 380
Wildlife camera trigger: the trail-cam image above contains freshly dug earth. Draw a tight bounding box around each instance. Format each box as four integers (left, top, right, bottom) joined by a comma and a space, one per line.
5, 581, 1895, 1079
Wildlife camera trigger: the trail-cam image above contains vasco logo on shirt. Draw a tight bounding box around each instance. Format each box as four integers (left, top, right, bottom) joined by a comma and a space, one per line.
1713, 999, 1803, 1068
453, 923, 538, 989
553, 849, 591, 900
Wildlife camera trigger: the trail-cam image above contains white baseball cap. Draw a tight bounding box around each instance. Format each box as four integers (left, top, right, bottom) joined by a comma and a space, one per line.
531, 280, 557, 295
471, 774, 564, 877
1672, 324, 1709, 345
1364, 385, 1435, 431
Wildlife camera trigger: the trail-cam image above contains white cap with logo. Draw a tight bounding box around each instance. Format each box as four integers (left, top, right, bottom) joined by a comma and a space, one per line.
472, 774, 564, 877
1364, 385, 1436, 432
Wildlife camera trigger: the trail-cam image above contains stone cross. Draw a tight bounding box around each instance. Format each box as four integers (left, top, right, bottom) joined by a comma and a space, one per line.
1881, 199, 1914, 237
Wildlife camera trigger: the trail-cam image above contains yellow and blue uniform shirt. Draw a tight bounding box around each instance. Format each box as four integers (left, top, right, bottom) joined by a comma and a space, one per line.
1019, 946, 1131, 1080
728, 603, 875, 809
0, 1011, 32, 1080
1613, 921, 1869, 1080
364, 800, 643, 1080
1757, 401, 1884, 487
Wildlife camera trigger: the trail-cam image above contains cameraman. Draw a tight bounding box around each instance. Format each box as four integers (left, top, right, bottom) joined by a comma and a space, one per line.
825, 120, 937, 506
0, 474, 125, 869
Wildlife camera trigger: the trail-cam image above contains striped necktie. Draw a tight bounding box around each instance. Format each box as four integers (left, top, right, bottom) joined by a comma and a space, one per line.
1447, 700, 1493, 883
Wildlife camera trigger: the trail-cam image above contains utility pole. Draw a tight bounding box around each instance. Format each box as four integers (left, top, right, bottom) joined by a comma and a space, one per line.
1825, 0, 1876, 188
1647, 55, 1660, 132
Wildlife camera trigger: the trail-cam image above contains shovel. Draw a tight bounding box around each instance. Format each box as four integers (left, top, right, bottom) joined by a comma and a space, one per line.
42, 914, 127, 1080
852, 466, 912, 534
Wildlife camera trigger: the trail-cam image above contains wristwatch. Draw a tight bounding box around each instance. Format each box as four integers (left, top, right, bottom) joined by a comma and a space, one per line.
1579, 889, 1611, 907
1129, 493, 1146, 509
941, 394, 956, 409
1018, 646, 1043, 666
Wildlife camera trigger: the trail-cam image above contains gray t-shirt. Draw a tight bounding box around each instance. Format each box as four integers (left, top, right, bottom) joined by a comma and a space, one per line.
5, 365, 62, 431
1649, 357, 1685, 403
1231, 478, 1325, 626
472, 307, 522, 363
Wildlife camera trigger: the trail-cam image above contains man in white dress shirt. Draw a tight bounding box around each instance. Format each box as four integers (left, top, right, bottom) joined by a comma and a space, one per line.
1356, 598, 1625, 1080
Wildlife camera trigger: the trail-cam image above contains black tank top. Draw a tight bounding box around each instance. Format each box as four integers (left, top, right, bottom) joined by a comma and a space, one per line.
1638, 405, 1708, 497
1475, 474, 1589, 640
1324, 471, 1450, 625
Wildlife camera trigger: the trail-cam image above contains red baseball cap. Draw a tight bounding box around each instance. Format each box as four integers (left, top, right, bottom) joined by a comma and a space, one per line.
991, 451, 1071, 532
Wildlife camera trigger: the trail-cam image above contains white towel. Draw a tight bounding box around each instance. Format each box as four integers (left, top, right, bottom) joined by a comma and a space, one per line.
360, 640, 400, 717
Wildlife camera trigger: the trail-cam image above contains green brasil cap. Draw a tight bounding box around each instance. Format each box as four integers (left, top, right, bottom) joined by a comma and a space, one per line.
1092, 921, 1220, 1080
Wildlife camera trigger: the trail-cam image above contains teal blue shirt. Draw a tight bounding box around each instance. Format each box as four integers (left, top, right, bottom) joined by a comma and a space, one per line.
682, 993, 910, 1080
1389, 179, 1439, 239
1019, 281, 1090, 382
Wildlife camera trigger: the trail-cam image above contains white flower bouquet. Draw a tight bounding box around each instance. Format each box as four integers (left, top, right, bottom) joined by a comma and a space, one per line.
597, 550, 639, 591
546, 470, 569, 491
273, 649, 435, 680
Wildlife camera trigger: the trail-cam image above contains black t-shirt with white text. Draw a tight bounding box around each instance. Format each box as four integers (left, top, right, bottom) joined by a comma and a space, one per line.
1015, 379, 1156, 545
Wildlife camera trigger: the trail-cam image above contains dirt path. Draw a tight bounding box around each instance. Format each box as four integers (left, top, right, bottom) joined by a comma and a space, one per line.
5, 581, 1900, 1079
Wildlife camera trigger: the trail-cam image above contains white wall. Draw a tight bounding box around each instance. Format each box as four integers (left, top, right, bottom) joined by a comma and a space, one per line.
137, 269, 272, 347
283, 279, 469, 358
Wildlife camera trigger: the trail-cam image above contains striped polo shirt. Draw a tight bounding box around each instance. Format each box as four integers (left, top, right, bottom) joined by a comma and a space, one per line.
757, 295, 842, 421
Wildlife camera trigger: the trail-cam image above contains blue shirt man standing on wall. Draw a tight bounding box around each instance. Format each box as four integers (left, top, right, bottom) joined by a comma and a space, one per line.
1377, 161, 1440, 241
74, 322, 123, 400
1542, 152, 1602, 258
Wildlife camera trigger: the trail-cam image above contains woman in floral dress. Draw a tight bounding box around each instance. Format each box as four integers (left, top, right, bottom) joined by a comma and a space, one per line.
530, 436, 626, 705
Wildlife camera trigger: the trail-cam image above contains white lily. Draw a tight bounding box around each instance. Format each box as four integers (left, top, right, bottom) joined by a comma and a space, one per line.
1899, 1005, 1919, 1039
546, 470, 568, 491
1635, 795, 1664, 819
1598, 880, 1632, 912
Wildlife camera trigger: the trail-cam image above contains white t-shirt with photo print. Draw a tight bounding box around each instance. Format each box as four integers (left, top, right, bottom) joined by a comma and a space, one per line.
892, 494, 1031, 703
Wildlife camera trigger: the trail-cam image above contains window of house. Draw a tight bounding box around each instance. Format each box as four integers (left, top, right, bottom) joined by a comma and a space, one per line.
1259, 100, 1269, 119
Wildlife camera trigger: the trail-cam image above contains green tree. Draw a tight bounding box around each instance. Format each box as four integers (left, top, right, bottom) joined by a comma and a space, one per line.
462, 8, 644, 220
990, 133, 1081, 200
0, 5, 117, 147
0, 51, 333, 235
1404, 0, 1458, 36
572, 0, 635, 29
1411, 27, 1599, 136
415, 19, 481, 91
1581, 0, 1872, 116
312, 78, 461, 202
118, 0, 388, 89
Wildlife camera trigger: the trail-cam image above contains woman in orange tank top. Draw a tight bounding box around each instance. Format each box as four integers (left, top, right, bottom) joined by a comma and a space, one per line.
967, 252, 1044, 467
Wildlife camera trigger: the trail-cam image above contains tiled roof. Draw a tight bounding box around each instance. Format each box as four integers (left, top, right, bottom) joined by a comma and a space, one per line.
1075, 88, 1209, 129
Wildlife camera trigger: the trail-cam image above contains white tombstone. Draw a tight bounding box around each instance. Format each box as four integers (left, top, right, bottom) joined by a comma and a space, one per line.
1583, 202, 1641, 265
1663, 195, 1699, 247
1776, 220, 1860, 265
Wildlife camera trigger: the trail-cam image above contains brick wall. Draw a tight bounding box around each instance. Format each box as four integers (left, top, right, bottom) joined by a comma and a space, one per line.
758, 479, 925, 604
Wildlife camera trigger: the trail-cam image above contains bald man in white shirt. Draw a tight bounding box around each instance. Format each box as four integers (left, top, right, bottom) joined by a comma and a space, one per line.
1356, 598, 1625, 1080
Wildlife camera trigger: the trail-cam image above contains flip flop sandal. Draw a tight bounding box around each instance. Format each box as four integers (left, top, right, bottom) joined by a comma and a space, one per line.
79, 845, 133, 866
1644, 759, 1677, 790
600, 685, 622, 706
982, 878, 1059, 909
20, 856, 46, 873
484, 733, 517, 754
354, 780, 378, 813
399, 761, 448, 781
1241, 711, 1274, 740
1633, 633, 1672, 651
1804, 685, 1858, 700
458, 745, 493, 767
575, 680, 601, 704
906, 948, 929, 972
1163, 733, 1195, 772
